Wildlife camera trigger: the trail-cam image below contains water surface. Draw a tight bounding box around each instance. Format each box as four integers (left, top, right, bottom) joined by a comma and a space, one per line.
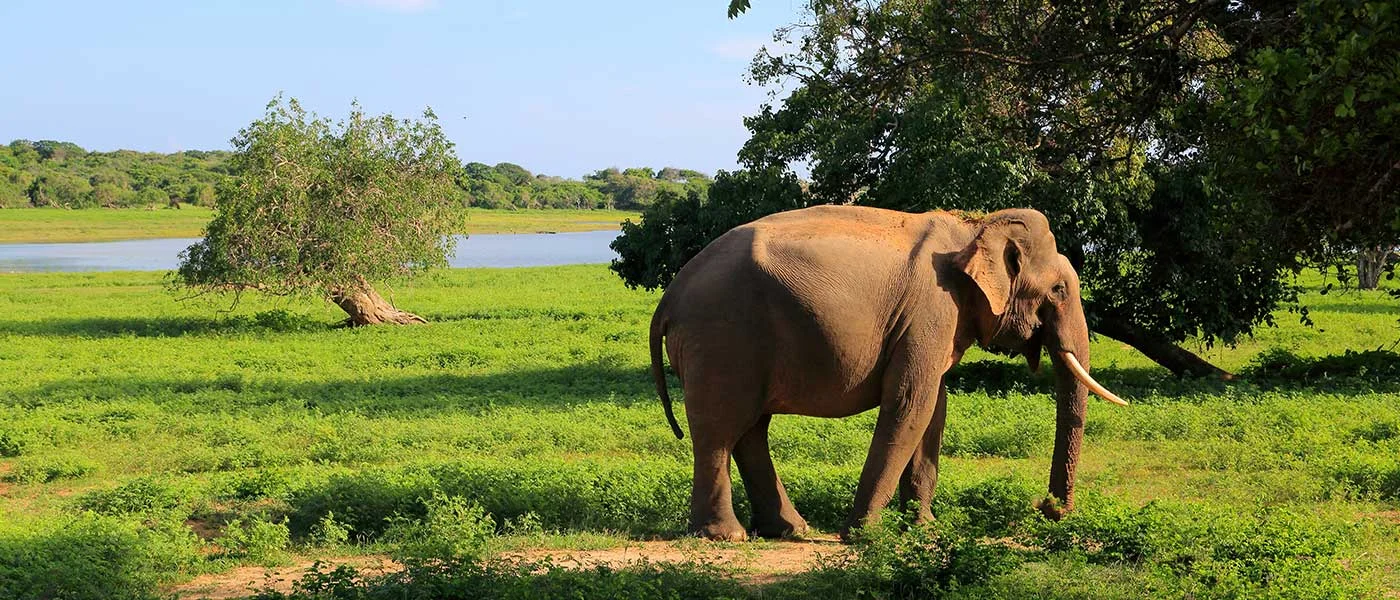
0, 230, 621, 273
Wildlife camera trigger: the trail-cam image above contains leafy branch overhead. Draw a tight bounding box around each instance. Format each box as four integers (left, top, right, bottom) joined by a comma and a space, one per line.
174, 96, 464, 325
614, 0, 1399, 377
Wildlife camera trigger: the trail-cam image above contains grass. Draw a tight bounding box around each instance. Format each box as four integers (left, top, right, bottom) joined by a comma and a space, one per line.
0, 207, 640, 243
0, 265, 1397, 598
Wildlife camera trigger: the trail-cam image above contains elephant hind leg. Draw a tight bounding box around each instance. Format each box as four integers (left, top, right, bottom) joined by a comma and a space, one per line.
687, 415, 748, 541
733, 414, 808, 539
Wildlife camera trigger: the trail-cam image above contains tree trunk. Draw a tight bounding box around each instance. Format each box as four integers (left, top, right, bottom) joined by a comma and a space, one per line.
1092, 316, 1234, 380
330, 278, 426, 326
1357, 245, 1393, 290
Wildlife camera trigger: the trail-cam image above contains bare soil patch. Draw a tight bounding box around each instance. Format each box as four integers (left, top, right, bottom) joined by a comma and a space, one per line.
172, 556, 401, 600
169, 537, 850, 599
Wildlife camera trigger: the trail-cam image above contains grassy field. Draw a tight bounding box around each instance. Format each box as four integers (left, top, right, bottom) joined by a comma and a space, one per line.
0, 208, 640, 243
1, 266, 1398, 599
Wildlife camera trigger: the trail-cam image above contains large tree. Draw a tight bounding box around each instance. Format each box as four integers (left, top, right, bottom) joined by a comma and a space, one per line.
665, 0, 1399, 376
175, 96, 464, 325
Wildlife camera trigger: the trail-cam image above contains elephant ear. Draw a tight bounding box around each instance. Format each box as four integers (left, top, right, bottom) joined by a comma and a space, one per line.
957, 216, 1027, 317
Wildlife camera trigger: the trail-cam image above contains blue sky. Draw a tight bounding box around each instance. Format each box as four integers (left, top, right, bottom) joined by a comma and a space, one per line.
0, 0, 799, 178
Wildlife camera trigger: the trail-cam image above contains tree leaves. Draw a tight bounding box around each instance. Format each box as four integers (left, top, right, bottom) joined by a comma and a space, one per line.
174, 96, 463, 301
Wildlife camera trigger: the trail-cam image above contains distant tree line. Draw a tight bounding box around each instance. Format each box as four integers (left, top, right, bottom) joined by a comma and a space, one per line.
0, 139, 711, 211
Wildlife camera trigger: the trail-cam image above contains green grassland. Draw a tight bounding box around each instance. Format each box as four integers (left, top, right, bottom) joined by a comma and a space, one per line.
1, 266, 1398, 598
0, 208, 640, 243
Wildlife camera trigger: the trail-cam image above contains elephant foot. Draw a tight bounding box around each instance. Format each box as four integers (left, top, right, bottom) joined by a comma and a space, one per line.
692, 518, 748, 542
751, 512, 809, 539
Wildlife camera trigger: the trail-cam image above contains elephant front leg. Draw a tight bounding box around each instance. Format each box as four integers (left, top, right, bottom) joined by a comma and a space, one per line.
844, 367, 940, 539
899, 380, 949, 524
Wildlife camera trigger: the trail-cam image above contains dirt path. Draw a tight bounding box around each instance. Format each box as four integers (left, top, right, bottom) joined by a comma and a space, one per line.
170, 538, 850, 599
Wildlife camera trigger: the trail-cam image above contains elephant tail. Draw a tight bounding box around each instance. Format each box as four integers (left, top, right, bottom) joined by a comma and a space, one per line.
650, 310, 684, 440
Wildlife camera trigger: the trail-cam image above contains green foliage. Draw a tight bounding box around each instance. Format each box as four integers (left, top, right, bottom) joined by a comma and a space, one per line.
175, 96, 464, 302
5, 454, 96, 483
0, 135, 706, 213
0, 268, 1397, 597
1218, 0, 1400, 261
705, 0, 1400, 362
457, 162, 710, 210
216, 516, 292, 565
384, 492, 495, 563
843, 513, 1020, 599
1245, 348, 1400, 383
610, 167, 807, 290
583, 166, 712, 210
1030, 497, 1355, 600
310, 511, 352, 546
77, 477, 191, 516
0, 514, 201, 600
0, 139, 232, 209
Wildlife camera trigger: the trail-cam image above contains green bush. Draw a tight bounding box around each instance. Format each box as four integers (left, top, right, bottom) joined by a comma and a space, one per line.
842, 513, 1020, 599
0, 430, 29, 457
1029, 496, 1356, 599
76, 477, 190, 516
1245, 349, 1400, 387
310, 511, 352, 546
216, 516, 292, 565
384, 492, 495, 563
5, 455, 96, 483
0, 515, 201, 600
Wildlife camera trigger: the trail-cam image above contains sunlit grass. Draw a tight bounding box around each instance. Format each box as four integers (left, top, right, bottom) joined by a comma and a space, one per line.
0, 266, 1396, 598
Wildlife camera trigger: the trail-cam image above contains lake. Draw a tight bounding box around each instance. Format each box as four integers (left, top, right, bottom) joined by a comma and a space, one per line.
0, 230, 621, 273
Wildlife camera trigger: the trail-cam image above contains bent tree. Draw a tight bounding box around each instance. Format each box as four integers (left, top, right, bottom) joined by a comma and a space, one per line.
680, 0, 1400, 377
175, 96, 464, 325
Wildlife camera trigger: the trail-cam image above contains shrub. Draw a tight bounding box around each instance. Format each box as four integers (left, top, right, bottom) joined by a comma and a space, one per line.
310, 511, 352, 547
216, 516, 292, 565
5, 455, 96, 483
76, 477, 189, 516
0, 514, 201, 600
383, 492, 495, 564
841, 512, 1020, 599
0, 430, 29, 457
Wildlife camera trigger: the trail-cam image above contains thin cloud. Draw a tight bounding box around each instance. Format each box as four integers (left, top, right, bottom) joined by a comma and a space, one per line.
338, 0, 439, 13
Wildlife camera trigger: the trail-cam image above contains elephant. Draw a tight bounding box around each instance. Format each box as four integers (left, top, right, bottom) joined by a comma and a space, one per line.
647, 205, 1127, 541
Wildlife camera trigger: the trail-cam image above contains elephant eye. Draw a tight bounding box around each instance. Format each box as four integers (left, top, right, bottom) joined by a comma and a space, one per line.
1050, 282, 1068, 301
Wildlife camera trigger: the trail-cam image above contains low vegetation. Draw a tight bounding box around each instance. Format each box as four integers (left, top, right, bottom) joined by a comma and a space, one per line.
0, 138, 708, 211
0, 266, 1396, 598
0, 208, 640, 245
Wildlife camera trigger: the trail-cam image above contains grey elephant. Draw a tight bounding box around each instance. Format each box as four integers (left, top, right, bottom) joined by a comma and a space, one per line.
647, 205, 1127, 541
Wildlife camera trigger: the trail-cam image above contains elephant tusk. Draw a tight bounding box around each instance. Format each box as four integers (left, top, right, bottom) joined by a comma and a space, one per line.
1059, 351, 1129, 406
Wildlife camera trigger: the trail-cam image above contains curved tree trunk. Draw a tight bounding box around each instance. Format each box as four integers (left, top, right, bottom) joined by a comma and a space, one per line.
330, 278, 426, 326
1357, 245, 1393, 290
1093, 316, 1234, 380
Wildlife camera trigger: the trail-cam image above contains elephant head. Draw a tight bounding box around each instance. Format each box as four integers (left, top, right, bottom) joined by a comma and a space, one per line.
956, 209, 1127, 519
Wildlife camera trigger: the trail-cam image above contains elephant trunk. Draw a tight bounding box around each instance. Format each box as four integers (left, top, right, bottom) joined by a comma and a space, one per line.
1039, 303, 1092, 521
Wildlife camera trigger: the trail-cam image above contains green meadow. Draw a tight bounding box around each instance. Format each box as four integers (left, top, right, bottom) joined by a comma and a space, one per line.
0, 208, 640, 243
1, 266, 1398, 598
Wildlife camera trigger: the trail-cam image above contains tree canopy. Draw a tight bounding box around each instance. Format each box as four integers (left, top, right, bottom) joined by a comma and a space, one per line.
174, 96, 463, 325
0, 140, 232, 209
620, 0, 1399, 377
